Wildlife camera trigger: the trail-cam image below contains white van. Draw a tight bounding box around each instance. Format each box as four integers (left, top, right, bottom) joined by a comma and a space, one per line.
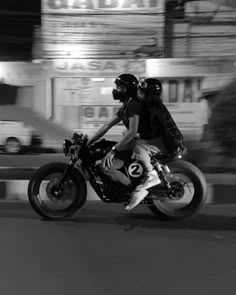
0, 120, 36, 154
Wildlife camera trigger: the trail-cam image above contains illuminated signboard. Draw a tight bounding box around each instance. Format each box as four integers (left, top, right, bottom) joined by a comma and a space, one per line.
41, 0, 164, 59
52, 59, 146, 76
43, 0, 163, 11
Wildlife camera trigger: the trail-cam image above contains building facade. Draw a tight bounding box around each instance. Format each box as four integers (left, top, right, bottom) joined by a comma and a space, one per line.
1, 0, 236, 143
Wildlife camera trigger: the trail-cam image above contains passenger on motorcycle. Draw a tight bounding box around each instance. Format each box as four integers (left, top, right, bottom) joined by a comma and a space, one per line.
87, 73, 162, 210
127, 78, 185, 208
139, 78, 184, 156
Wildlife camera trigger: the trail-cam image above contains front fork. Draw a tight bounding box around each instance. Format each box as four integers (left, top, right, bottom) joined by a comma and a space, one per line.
56, 162, 74, 188
152, 161, 172, 189
50, 161, 75, 197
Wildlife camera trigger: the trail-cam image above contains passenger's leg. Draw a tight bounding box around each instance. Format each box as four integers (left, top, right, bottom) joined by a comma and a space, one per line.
125, 142, 161, 210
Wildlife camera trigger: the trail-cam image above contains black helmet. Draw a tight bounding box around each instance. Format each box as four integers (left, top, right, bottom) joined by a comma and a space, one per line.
112, 73, 138, 102
139, 78, 162, 96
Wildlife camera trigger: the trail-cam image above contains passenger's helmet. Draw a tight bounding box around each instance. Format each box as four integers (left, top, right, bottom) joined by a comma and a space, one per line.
139, 78, 162, 96
137, 78, 163, 106
112, 74, 139, 102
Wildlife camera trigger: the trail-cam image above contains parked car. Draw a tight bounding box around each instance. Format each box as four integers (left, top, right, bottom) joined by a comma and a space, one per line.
0, 120, 42, 154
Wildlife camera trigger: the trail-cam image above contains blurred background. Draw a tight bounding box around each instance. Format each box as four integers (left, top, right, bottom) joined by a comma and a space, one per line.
0, 3, 235, 292
0, 0, 235, 174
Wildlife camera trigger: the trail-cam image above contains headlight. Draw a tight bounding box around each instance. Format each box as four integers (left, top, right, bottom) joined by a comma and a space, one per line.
63, 139, 72, 156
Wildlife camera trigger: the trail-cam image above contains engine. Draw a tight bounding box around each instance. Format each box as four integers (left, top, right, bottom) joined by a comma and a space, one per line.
87, 139, 147, 202
95, 155, 145, 202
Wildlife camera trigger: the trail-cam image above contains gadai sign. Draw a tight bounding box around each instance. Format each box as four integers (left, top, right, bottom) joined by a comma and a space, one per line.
43, 0, 162, 11
42, 0, 164, 59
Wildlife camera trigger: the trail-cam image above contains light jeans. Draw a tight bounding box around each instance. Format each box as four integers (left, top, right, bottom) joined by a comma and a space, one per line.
118, 136, 166, 172
132, 137, 167, 172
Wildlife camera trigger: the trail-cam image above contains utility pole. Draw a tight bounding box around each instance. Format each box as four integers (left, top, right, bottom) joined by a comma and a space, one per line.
164, 0, 186, 58
164, 9, 173, 57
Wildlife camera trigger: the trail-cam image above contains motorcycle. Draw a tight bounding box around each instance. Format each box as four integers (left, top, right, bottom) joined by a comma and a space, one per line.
28, 133, 208, 220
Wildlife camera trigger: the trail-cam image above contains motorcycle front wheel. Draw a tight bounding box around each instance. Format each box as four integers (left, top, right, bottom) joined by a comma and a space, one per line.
148, 160, 208, 221
28, 162, 87, 220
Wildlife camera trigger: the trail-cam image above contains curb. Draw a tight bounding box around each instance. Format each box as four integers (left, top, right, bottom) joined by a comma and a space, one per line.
0, 175, 235, 204
205, 174, 236, 204
0, 179, 100, 202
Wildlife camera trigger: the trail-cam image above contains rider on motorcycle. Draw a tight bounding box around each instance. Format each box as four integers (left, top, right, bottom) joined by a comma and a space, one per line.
87, 74, 164, 210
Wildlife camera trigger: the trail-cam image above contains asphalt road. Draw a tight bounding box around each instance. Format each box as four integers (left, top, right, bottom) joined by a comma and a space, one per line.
0, 201, 236, 295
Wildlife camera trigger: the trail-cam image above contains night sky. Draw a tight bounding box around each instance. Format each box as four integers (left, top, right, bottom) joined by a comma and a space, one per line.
0, 0, 41, 61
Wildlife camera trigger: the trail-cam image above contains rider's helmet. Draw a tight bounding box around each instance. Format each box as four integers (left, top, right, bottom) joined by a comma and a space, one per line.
112, 73, 139, 102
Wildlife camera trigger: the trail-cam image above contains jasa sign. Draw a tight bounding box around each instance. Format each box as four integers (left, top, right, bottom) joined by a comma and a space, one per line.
53, 59, 146, 76
43, 0, 162, 11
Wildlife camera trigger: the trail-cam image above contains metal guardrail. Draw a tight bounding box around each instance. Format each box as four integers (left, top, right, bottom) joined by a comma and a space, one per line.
0, 168, 235, 203
0, 167, 37, 180
0, 167, 236, 184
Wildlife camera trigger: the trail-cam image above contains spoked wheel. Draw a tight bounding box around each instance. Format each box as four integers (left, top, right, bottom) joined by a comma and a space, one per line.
148, 160, 208, 221
28, 162, 87, 220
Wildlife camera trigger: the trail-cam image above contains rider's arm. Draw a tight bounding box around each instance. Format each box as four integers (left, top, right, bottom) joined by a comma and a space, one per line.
113, 114, 139, 151
114, 100, 141, 151
87, 115, 121, 146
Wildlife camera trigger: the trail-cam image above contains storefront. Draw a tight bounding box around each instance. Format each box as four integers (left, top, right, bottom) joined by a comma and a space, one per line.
36, 0, 236, 141
0, 58, 234, 141
43, 57, 235, 140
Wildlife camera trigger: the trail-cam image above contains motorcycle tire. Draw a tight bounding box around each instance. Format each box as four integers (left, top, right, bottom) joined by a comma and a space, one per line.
148, 160, 208, 221
28, 162, 87, 220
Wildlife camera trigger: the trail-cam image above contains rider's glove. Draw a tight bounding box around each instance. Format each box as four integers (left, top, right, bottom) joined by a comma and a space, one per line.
102, 149, 116, 168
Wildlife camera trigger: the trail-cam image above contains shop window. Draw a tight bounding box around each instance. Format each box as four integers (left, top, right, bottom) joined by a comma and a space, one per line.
0, 83, 18, 105
184, 79, 193, 102
169, 80, 179, 102
197, 79, 202, 91
197, 79, 203, 102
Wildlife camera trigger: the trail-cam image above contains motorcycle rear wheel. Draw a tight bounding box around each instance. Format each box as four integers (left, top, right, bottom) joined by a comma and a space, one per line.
28, 162, 87, 220
148, 160, 208, 221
